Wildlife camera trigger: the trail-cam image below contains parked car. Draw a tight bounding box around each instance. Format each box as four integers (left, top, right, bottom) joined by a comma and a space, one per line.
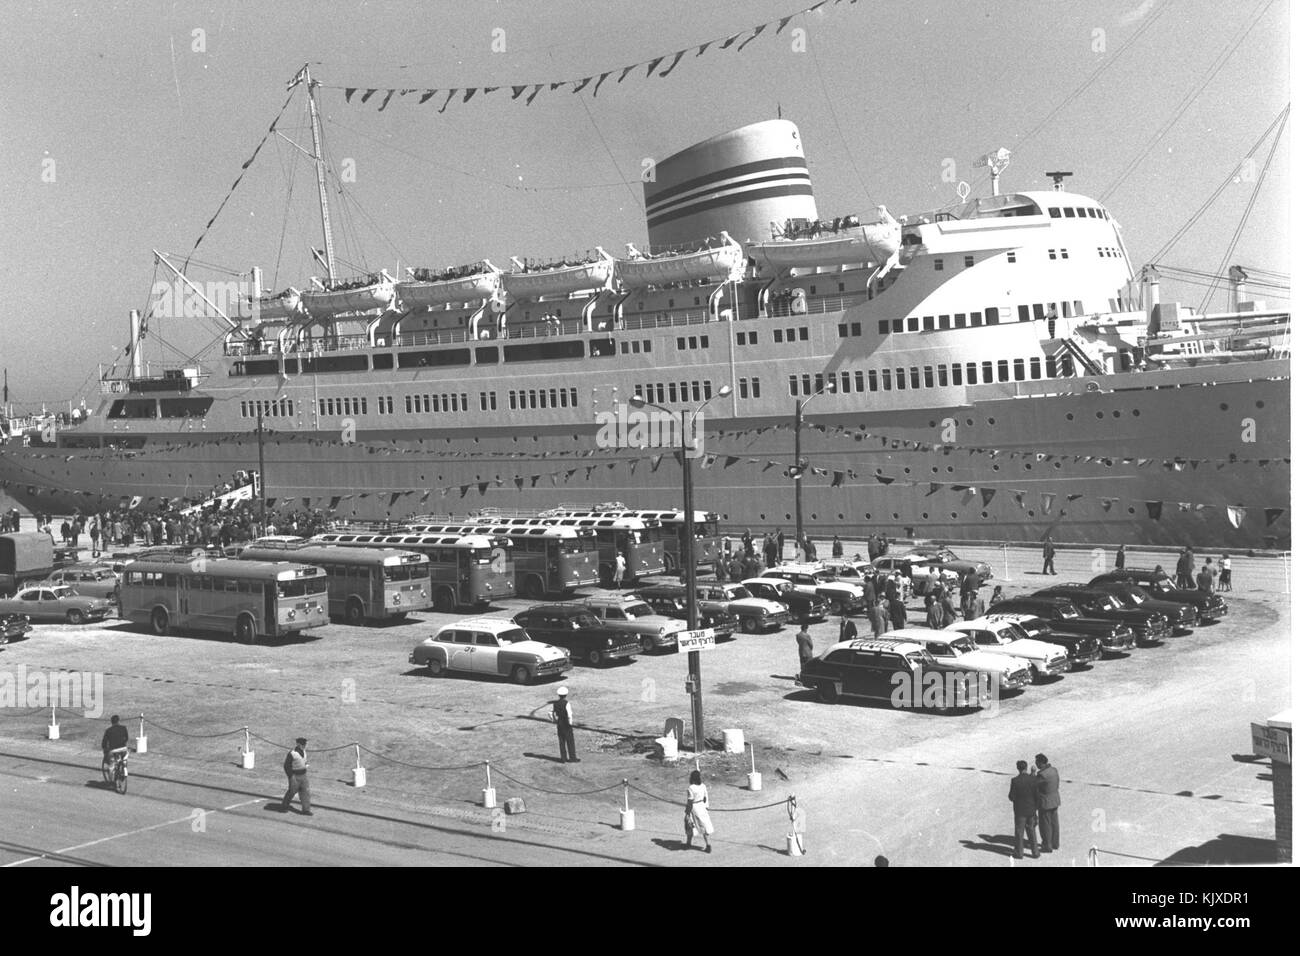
760, 564, 864, 614
1033, 584, 1171, 644
41, 566, 121, 602
889, 627, 1033, 693
946, 617, 1071, 682
634, 585, 738, 639
694, 582, 790, 633
1, 612, 32, 644
871, 555, 958, 597
409, 618, 571, 683
582, 593, 687, 653
740, 577, 830, 624
1088, 570, 1228, 624
0, 585, 115, 624
512, 604, 640, 666
1083, 580, 1198, 632
797, 637, 991, 711
816, 559, 878, 588
983, 612, 1102, 669
903, 545, 994, 584
987, 595, 1136, 653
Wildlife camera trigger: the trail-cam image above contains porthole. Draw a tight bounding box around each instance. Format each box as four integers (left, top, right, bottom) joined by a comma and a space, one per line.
966, 418, 974, 426
949, 512, 957, 519
1256, 400, 1265, 409
1025, 463, 1032, 470
1219, 403, 1229, 411
1112, 410, 1121, 418
758, 513, 765, 520
1128, 507, 1136, 514
921, 512, 929, 519
931, 467, 939, 474
987, 418, 995, 425
891, 512, 899, 519
1066, 413, 1074, 421
992, 465, 1000, 472
947, 467, 954, 473
1053, 462, 1061, 469
810, 513, 818, 520
864, 513, 872, 520
838, 513, 844, 520
980, 511, 989, 519
1028, 510, 1036, 517
1096, 411, 1104, 419
784, 513, 791, 520
1132, 409, 1140, 417
903, 468, 911, 475
928, 420, 937, 428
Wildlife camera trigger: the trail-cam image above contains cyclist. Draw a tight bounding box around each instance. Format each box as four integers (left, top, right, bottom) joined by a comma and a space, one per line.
101, 714, 130, 773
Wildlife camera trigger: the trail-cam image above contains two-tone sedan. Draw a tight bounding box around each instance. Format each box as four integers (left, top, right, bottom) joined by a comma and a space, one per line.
984, 612, 1102, 669
740, 578, 830, 624
1034, 584, 1171, 645
695, 582, 790, 633
513, 604, 641, 666
989, 595, 1136, 654
1083, 580, 1198, 633
797, 638, 991, 711
41, 566, 122, 603
890, 627, 1033, 694
1089, 570, 1228, 625
760, 565, 864, 615
634, 586, 739, 640
582, 594, 687, 653
905, 546, 994, 585
0, 586, 115, 625
946, 617, 1071, 682
410, 618, 571, 684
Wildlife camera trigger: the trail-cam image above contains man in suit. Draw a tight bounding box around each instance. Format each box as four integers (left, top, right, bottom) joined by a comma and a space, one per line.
1035, 753, 1061, 852
1041, 536, 1056, 575
1008, 759, 1039, 859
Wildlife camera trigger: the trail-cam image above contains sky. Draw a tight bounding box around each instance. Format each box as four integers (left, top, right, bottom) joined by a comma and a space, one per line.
0, 0, 1290, 408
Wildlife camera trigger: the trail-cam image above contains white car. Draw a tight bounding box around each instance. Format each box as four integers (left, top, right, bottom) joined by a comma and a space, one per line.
888, 627, 1033, 691
409, 618, 571, 684
946, 617, 1070, 682
760, 564, 865, 614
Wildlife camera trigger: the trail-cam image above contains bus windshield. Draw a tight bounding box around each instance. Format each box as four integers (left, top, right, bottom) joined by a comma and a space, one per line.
469, 548, 495, 564
384, 564, 421, 582
277, 578, 328, 598
559, 539, 589, 554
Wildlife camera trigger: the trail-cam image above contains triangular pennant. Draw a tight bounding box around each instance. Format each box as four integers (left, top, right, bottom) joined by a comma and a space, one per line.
1145, 501, 1163, 520
511, 85, 527, 100
462, 88, 478, 103
696, 40, 713, 56
1226, 505, 1245, 529
831, 470, 845, 488
570, 76, 592, 94
736, 23, 768, 51
618, 64, 636, 82
1265, 507, 1284, 526
650, 454, 663, 473
981, 488, 996, 507
724, 456, 739, 468
360, 89, 378, 103
345, 88, 357, 102
439, 90, 457, 113
1041, 492, 1055, 512
658, 50, 686, 76
926, 483, 940, 496
377, 89, 397, 111
776, 15, 794, 33
592, 71, 613, 96
720, 32, 742, 49
645, 56, 665, 77
526, 84, 544, 105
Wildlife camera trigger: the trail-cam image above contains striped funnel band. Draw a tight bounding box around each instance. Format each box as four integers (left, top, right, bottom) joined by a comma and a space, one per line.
645, 156, 812, 229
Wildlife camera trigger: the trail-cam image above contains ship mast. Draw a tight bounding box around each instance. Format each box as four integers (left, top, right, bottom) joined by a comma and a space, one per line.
301, 65, 338, 283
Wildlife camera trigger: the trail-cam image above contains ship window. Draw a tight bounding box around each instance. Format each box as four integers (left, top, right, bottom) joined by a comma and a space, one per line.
361, 397, 369, 415
938, 315, 950, 330
559, 389, 569, 408
970, 311, 983, 327
982, 361, 994, 383
878, 320, 890, 335
906, 316, 919, 332
966, 362, 978, 382
895, 368, 906, 389
632, 384, 644, 401
749, 377, 759, 398
668, 382, 678, 403
687, 336, 697, 348
954, 313, 966, 328
1007, 251, 1017, 263
1061, 354, 1075, 376
1063, 207, 1076, 218
1061, 248, 1069, 259
850, 322, 860, 336
909, 367, 920, 389
892, 318, 904, 333
655, 383, 665, 404
964, 255, 974, 268
838, 323, 848, 338
405, 395, 413, 413
692, 381, 702, 402
739, 380, 749, 399
997, 360, 1009, 382
475, 347, 499, 364
985, 307, 1000, 325
398, 349, 470, 369
841, 371, 851, 393
923, 367, 934, 388
854, 370, 864, 392
788, 375, 798, 397
937, 366, 948, 387
773, 329, 783, 343
736, 332, 746, 346
1061, 301, 1072, 318
527, 390, 537, 409
631, 341, 641, 354
880, 369, 891, 391
951, 364, 963, 385
1033, 303, 1045, 320
1030, 357, 1042, 379
1049, 207, 1062, 218
922, 316, 935, 331
1048, 249, 1057, 260
480, 393, 489, 412
589, 339, 615, 358
1074, 207, 1086, 217
548, 388, 558, 408
1074, 300, 1084, 314
108, 399, 157, 419
934, 259, 944, 271
621, 342, 629, 354
801, 374, 812, 396
1013, 358, 1026, 381
1045, 356, 1057, 378
1018, 305, 1030, 322
814, 373, 824, 394
642, 340, 652, 352
677, 337, 686, 349
240, 401, 247, 417
570, 387, 577, 407
867, 370, 878, 391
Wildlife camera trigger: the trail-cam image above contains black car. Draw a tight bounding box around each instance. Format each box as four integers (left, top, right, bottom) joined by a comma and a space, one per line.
740, 578, 831, 624
983, 612, 1102, 669
988, 596, 1136, 653
1081, 581, 1198, 632
634, 586, 739, 639
1032, 585, 1171, 645
1088, 570, 1227, 624
797, 637, 990, 711
1, 612, 32, 645
513, 604, 641, 666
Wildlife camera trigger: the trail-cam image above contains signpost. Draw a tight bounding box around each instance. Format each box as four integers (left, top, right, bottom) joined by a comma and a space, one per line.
1252, 722, 1292, 764
675, 628, 717, 653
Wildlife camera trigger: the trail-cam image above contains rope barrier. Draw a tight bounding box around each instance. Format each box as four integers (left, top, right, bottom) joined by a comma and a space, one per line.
488, 764, 623, 797
142, 717, 245, 739
355, 744, 481, 773
1089, 846, 1207, 866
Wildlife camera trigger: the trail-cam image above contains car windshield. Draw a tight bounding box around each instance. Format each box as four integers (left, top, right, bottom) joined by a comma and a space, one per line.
810, 571, 837, 583
52, 586, 78, 599
935, 549, 958, 562
1057, 605, 1080, 619
727, 587, 753, 600
949, 635, 978, 654
993, 627, 1019, 643
624, 602, 654, 618
498, 628, 530, 644
1094, 594, 1122, 610
906, 651, 934, 667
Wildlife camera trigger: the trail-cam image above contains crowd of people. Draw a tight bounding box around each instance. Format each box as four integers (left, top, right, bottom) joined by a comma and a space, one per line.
717, 528, 891, 578
409, 262, 491, 284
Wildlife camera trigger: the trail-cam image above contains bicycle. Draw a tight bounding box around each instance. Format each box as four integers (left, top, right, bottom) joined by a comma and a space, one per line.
102, 748, 129, 795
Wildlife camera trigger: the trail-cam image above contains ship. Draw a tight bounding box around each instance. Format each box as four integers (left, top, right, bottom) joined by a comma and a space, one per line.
0, 72, 1289, 549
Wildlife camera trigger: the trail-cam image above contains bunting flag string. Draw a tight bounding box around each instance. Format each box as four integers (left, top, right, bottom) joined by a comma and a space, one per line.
326, 0, 858, 112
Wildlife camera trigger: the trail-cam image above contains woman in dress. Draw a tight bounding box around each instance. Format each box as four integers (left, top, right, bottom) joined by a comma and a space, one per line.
684, 770, 713, 852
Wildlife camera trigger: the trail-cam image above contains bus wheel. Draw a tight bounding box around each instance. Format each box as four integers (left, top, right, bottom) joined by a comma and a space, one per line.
66, 609, 86, 625
523, 575, 544, 600
433, 589, 455, 613
664, 553, 677, 574
344, 599, 365, 625
151, 607, 169, 635
235, 614, 256, 644
510, 665, 529, 685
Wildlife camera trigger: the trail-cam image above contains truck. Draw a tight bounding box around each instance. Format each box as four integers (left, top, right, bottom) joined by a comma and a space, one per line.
0, 531, 56, 596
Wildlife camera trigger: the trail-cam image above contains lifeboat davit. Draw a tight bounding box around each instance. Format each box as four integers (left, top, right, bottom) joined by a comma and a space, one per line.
246, 288, 304, 321
502, 252, 613, 299
396, 262, 502, 310
616, 234, 744, 289
746, 206, 901, 270
300, 274, 395, 319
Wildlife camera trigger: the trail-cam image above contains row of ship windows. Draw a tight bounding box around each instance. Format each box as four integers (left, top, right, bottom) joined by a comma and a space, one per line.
508, 387, 580, 411
239, 399, 294, 418
1048, 205, 1109, 220
676, 335, 711, 350
619, 339, 654, 354
786, 355, 1074, 396
872, 299, 1089, 336
631, 380, 717, 406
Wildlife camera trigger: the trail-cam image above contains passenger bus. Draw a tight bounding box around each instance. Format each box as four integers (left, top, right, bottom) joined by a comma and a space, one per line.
544, 507, 722, 575
311, 531, 515, 611
469, 514, 665, 586
239, 540, 432, 623
404, 521, 599, 599
119, 553, 329, 641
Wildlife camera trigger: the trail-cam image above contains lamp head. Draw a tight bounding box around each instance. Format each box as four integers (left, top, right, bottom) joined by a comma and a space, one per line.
627, 395, 647, 409
717, 384, 733, 398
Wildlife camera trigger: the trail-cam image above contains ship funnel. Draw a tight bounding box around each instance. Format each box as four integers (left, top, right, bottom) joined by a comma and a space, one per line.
644, 120, 817, 246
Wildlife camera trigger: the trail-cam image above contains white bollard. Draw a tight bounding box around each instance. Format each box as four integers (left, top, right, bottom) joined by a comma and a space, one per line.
786, 834, 804, 856
240, 727, 254, 769
482, 761, 496, 808
136, 714, 147, 753
48, 704, 59, 740
619, 780, 635, 831
748, 771, 763, 791
351, 744, 366, 787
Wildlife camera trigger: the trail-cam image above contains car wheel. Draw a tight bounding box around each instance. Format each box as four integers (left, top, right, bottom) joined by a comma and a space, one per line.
640, 636, 656, 654
740, 616, 758, 633
664, 553, 677, 574
427, 658, 444, 677
510, 665, 530, 685
344, 599, 365, 625
65, 609, 86, 625
151, 607, 169, 635
235, 614, 256, 644
586, 648, 603, 666
817, 681, 839, 704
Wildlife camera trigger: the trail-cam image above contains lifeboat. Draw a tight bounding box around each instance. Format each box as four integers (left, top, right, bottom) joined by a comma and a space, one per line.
300, 274, 395, 319
616, 234, 744, 288
746, 206, 901, 270
396, 262, 502, 310
502, 252, 613, 299
246, 288, 304, 321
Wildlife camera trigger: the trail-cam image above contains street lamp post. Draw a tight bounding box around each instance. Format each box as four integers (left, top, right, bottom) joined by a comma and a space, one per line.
792, 382, 835, 556
630, 384, 731, 753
